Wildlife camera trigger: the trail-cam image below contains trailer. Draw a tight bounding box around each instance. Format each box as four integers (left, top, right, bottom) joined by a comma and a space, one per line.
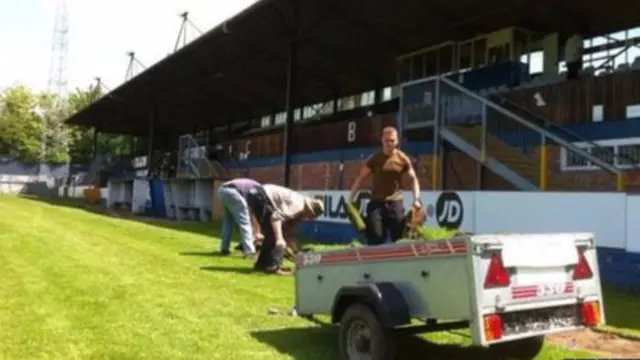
294, 233, 604, 360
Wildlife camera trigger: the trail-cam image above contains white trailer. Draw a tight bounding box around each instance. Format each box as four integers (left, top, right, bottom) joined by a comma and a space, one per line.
294, 233, 605, 360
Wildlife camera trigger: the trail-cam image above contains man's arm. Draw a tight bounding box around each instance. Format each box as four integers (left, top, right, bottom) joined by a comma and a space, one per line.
404, 156, 421, 204
349, 156, 374, 202
271, 218, 286, 247
283, 218, 301, 251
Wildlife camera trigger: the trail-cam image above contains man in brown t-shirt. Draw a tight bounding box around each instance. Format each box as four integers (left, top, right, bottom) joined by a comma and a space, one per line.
348, 126, 421, 245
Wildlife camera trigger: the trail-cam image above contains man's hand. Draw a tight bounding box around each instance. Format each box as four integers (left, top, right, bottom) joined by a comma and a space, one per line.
412, 199, 422, 209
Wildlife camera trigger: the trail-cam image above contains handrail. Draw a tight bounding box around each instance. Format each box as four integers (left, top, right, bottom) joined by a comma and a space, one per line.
439, 77, 620, 174
491, 95, 640, 169
181, 134, 215, 177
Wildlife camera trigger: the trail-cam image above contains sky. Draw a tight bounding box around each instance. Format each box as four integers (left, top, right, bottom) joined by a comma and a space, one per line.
0, 0, 259, 93
2, 1, 639, 95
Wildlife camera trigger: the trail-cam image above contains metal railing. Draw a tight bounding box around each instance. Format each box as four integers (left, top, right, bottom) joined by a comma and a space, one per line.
177, 134, 216, 179
490, 95, 640, 170
398, 75, 626, 191
440, 77, 625, 191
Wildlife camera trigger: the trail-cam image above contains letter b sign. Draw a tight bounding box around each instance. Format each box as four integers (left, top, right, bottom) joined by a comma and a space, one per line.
435, 192, 463, 229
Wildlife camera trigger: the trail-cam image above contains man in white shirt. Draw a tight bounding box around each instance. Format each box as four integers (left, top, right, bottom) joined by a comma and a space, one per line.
565, 33, 584, 79
246, 183, 324, 275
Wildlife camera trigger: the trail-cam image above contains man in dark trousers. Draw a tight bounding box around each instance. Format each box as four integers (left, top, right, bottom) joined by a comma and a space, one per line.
348, 126, 421, 245
246, 183, 324, 275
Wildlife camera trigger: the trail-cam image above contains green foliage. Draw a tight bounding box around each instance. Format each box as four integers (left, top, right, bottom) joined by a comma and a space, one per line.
0, 84, 136, 164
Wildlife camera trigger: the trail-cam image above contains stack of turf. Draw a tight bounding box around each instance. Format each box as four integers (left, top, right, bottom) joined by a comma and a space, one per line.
343, 202, 437, 241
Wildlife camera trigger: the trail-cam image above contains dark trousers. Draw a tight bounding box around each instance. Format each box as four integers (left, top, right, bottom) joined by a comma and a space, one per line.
567, 60, 582, 79
246, 186, 283, 271
365, 199, 405, 246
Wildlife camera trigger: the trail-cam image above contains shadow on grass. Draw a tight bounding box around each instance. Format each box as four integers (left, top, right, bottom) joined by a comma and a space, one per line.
200, 265, 255, 275
179, 250, 222, 257
602, 284, 640, 332
18, 195, 342, 249
251, 327, 497, 360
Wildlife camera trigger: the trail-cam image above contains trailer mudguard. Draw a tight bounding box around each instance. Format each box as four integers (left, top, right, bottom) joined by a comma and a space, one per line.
330, 282, 411, 327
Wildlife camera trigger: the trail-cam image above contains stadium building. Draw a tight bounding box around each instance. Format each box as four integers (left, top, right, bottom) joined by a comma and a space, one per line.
66, 1, 640, 291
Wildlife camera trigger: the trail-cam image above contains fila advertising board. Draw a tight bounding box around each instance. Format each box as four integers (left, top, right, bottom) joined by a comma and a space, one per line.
299, 190, 474, 231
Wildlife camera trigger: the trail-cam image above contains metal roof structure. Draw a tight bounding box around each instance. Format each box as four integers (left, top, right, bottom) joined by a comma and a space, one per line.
66, 0, 637, 136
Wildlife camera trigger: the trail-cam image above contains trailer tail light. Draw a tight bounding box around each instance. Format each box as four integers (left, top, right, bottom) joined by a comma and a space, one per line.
484, 253, 510, 288
573, 249, 593, 280
483, 314, 503, 341
580, 301, 601, 326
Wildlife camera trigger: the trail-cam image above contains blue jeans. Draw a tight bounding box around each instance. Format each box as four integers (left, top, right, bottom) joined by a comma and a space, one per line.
218, 186, 255, 253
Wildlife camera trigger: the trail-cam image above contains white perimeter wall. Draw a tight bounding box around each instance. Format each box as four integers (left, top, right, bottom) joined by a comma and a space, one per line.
299, 190, 640, 253
93, 180, 640, 253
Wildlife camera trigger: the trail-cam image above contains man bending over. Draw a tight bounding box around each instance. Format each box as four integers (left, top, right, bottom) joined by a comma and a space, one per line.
246, 183, 324, 275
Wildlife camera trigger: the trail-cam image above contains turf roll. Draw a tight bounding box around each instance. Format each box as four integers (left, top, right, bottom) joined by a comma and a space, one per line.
401, 207, 436, 240
344, 201, 367, 232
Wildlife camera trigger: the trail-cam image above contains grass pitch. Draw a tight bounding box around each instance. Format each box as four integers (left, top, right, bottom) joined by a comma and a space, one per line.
0, 195, 638, 359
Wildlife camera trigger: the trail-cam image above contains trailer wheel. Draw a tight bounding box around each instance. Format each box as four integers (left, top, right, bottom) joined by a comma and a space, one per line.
338, 303, 396, 360
490, 336, 545, 359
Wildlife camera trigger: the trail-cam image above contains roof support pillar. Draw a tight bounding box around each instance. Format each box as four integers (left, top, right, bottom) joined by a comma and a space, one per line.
92, 128, 99, 160
147, 103, 157, 175
282, 39, 298, 187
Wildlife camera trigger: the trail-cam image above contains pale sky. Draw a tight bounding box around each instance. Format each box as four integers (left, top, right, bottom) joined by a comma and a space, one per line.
2, 1, 639, 95
0, 0, 259, 93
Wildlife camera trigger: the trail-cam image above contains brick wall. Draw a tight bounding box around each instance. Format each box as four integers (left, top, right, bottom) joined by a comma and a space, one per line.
225, 145, 640, 192
227, 152, 528, 191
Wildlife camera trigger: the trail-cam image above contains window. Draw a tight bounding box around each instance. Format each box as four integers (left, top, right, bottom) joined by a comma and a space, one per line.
626, 104, 640, 119
399, 58, 411, 83
458, 42, 472, 70
411, 54, 425, 80
438, 45, 454, 74
562, 138, 640, 171
618, 144, 640, 166
473, 38, 487, 68
274, 112, 286, 125
424, 50, 437, 77
382, 86, 393, 101
590, 146, 616, 165
565, 149, 589, 168
360, 91, 375, 107
260, 116, 271, 128
592, 104, 603, 122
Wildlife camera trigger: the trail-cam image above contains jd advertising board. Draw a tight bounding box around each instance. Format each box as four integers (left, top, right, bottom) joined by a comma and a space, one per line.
299, 190, 475, 232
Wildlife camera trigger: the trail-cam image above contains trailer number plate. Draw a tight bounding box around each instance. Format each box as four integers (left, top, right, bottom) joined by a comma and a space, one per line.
538, 283, 566, 297
502, 305, 578, 336
301, 252, 322, 266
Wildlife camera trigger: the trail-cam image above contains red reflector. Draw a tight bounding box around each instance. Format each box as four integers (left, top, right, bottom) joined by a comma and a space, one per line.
581, 301, 601, 326
573, 250, 593, 280
483, 314, 504, 340
484, 253, 510, 288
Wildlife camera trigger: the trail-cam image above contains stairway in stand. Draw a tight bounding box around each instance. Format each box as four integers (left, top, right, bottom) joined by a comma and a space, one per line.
447, 125, 572, 190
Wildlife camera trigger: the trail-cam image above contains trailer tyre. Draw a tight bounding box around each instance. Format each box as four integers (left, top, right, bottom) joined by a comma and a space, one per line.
490, 336, 545, 359
339, 303, 397, 360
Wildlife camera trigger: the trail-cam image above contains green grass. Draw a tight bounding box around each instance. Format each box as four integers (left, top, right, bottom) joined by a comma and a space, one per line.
0, 195, 636, 359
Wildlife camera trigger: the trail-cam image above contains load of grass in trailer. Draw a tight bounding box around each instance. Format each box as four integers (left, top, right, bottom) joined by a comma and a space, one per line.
1, 195, 639, 359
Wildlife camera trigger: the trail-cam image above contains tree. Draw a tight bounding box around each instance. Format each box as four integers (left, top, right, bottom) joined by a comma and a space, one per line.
0, 86, 46, 161
0, 83, 141, 165
66, 84, 102, 164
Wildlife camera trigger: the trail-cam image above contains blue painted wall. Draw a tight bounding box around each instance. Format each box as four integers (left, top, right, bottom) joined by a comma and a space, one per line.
597, 247, 640, 293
